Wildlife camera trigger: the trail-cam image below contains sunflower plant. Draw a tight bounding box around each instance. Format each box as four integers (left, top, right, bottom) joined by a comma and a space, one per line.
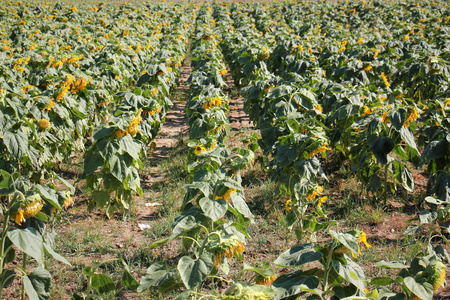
0, 170, 71, 299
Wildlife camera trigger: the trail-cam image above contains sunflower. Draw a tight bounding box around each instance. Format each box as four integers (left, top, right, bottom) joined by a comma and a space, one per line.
255, 275, 277, 286
208, 234, 245, 268
38, 119, 50, 130
14, 200, 44, 225
307, 185, 324, 201
381, 72, 390, 87
361, 105, 371, 117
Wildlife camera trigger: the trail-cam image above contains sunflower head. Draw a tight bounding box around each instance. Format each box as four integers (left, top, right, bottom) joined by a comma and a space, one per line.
208, 234, 245, 268
38, 119, 51, 130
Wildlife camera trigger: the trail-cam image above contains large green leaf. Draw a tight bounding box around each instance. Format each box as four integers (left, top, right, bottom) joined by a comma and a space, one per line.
23, 267, 51, 300
231, 194, 253, 219
177, 253, 214, 290
329, 230, 359, 256
399, 127, 418, 152
3, 131, 28, 159
43, 241, 70, 265
272, 270, 321, 300
97, 139, 120, 162
121, 265, 139, 291
292, 88, 315, 110
119, 135, 141, 160
171, 206, 205, 237
84, 150, 104, 176
8, 227, 44, 264
368, 136, 394, 165
374, 260, 409, 269
403, 277, 433, 300
274, 243, 323, 267
332, 259, 366, 291
109, 154, 130, 182
91, 273, 116, 295
92, 126, 115, 141
138, 262, 176, 292
199, 196, 227, 222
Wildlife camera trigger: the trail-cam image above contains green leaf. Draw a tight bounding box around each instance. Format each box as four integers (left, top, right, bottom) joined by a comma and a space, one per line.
243, 263, 275, 277
404, 225, 421, 235
403, 276, 433, 300
0, 170, 14, 195
329, 230, 359, 256
24, 267, 51, 300
92, 191, 110, 208
92, 126, 115, 141
332, 259, 366, 291
401, 167, 414, 192
1, 270, 16, 289
91, 273, 116, 295
177, 253, 214, 290
148, 238, 170, 249
97, 139, 120, 162
174, 291, 190, 300
274, 243, 323, 267
43, 241, 70, 265
24, 276, 40, 300
399, 127, 418, 152
109, 155, 129, 182
34, 185, 61, 210
171, 206, 205, 238
199, 197, 227, 222
84, 150, 104, 176
136, 72, 151, 87
3, 131, 28, 159
368, 135, 394, 165
121, 266, 139, 291
231, 194, 253, 219
267, 85, 293, 100
370, 277, 395, 286
138, 262, 175, 292
272, 270, 320, 299
374, 260, 409, 268
119, 135, 141, 160
419, 210, 437, 224
157, 277, 184, 294
8, 228, 44, 264
293, 88, 316, 110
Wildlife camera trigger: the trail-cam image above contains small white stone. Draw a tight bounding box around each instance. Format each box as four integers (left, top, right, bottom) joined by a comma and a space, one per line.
138, 223, 152, 230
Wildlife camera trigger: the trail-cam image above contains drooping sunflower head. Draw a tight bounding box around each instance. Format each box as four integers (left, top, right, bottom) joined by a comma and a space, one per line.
255, 274, 277, 286
208, 234, 245, 268
38, 119, 51, 130
13, 196, 44, 225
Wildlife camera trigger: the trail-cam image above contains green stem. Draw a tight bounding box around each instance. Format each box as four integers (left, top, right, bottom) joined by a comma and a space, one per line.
86, 273, 92, 300
0, 209, 10, 299
383, 161, 394, 207
21, 253, 28, 300
198, 232, 221, 257
207, 275, 233, 284
180, 236, 202, 251
322, 240, 337, 293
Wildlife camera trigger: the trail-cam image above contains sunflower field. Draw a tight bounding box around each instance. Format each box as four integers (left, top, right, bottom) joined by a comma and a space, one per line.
0, 0, 449, 299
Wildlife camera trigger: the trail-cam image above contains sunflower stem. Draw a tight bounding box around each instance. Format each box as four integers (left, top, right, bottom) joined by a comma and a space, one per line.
21, 253, 28, 300
0, 207, 11, 299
